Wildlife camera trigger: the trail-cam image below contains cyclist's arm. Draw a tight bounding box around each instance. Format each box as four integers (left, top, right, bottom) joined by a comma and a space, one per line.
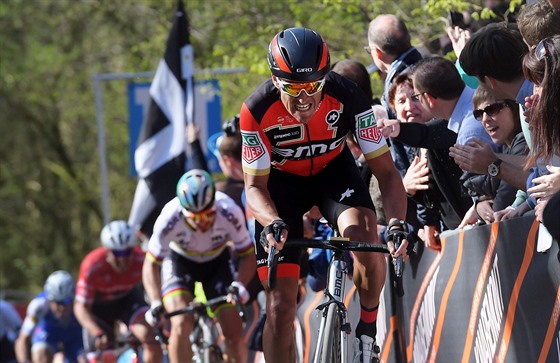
367, 152, 407, 225
15, 330, 31, 363
142, 255, 163, 305
244, 173, 278, 226
74, 299, 103, 338
236, 251, 257, 288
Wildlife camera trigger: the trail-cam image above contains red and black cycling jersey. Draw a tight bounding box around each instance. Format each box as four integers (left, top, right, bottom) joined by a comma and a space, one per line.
240, 71, 389, 177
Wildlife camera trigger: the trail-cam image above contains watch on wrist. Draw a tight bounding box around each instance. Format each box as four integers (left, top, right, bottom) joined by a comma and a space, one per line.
487, 159, 502, 177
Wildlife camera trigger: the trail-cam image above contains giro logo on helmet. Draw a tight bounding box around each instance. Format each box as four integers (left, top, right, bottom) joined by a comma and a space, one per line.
296, 68, 313, 73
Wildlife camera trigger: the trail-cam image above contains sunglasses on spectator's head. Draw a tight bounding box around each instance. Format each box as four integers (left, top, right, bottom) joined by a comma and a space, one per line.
112, 248, 133, 258
536, 38, 547, 61
276, 77, 326, 97
472, 102, 509, 121
222, 115, 240, 136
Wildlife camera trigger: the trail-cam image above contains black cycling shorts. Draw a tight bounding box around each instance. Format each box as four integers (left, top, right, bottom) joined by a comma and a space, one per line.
254, 147, 375, 278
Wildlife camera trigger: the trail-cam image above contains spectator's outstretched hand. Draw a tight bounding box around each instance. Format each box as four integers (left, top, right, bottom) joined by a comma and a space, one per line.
449, 138, 496, 174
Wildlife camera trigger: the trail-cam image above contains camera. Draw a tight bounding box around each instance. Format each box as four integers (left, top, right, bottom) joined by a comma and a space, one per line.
447, 11, 469, 29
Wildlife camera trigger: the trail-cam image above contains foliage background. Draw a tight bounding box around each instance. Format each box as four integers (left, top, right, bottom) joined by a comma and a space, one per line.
0, 0, 522, 296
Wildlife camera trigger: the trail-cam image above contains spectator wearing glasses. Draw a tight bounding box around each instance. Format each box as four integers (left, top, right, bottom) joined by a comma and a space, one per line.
143, 169, 255, 363
240, 27, 410, 363
15, 271, 83, 363
455, 87, 528, 225
74, 220, 162, 362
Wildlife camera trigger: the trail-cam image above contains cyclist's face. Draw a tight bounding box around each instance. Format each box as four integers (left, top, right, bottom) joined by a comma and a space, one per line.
106, 248, 133, 273
49, 300, 72, 318
273, 76, 323, 124
183, 208, 216, 233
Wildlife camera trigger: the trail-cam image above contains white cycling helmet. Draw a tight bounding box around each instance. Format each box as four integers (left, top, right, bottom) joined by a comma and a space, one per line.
100, 220, 136, 251
176, 169, 216, 213
44, 270, 75, 302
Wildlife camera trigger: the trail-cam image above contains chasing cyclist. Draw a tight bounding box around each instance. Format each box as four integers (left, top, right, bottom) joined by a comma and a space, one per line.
74, 220, 162, 363
142, 169, 256, 363
15, 271, 83, 363
239, 27, 410, 363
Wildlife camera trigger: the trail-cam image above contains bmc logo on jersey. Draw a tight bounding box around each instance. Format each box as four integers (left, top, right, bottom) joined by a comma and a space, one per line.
242, 132, 265, 163
356, 110, 382, 143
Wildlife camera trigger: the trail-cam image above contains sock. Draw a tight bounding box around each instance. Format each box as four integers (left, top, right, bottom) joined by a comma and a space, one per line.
355, 304, 378, 339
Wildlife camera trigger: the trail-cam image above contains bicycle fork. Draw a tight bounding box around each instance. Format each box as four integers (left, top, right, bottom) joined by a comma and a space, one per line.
313, 252, 351, 363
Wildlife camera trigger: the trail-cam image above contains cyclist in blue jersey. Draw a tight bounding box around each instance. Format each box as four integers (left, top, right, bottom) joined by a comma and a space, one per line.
15, 271, 83, 363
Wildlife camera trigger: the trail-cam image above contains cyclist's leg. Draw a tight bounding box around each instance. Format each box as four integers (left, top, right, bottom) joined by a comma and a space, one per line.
254, 222, 305, 363
203, 250, 248, 363
119, 285, 163, 363
161, 252, 197, 363
215, 306, 247, 363
319, 149, 382, 362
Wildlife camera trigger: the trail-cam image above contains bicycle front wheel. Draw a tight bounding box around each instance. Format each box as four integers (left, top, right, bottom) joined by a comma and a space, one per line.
319, 303, 342, 363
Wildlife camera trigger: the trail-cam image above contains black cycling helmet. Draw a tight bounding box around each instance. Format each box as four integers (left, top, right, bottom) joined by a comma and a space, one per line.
267, 27, 330, 82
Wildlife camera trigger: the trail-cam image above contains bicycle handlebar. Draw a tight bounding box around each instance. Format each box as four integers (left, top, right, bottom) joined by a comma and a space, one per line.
153, 287, 247, 344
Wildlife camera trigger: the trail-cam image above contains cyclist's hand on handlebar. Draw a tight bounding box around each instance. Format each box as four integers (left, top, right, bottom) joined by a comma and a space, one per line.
260, 219, 289, 252
93, 331, 109, 351
145, 300, 165, 327
229, 281, 250, 304
387, 219, 416, 259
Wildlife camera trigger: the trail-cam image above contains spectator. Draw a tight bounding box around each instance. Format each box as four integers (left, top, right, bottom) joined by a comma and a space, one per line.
380, 72, 473, 249
523, 36, 560, 227
458, 22, 531, 191
74, 220, 162, 363
411, 56, 496, 150
516, 0, 560, 48
143, 169, 255, 363
15, 271, 83, 363
457, 88, 529, 225
366, 14, 424, 187
1, 299, 21, 363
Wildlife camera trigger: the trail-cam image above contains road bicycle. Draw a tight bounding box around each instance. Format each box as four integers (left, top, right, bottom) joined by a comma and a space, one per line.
268, 232, 406, 363
154, 286, 246, 363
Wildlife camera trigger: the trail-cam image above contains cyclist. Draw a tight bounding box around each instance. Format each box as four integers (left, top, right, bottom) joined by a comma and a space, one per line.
15, 271, 83, 363
143, 169, 256, 363
74, 220, 162, 363
240, 27, 410, 363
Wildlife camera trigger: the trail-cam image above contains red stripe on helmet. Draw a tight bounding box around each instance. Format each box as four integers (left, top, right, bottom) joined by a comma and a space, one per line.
318, 40, 329, 70
271, 34, 292, 75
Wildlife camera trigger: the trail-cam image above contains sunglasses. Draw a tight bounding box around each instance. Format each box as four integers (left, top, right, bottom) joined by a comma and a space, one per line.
472, 102, 509, 121
183, 208, 216, 225
276, 77, 326, 97
222, 115, 240, 136
535, 38, 547, 61
411, 92, 425, 101
53, 297, 72, 306
112, 248, 133, 258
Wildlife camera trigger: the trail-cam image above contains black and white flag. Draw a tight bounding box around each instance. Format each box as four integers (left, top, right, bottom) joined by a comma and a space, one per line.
128, 0, 193, 237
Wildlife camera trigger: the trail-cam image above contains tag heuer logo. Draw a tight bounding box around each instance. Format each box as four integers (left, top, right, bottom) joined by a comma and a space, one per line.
242, 132, 265, 163
356, 111, 382, 143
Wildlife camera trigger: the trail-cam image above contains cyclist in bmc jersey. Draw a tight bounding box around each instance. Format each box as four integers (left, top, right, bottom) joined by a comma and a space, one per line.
143, 169, 256, 363
74, 220, 162, 363
15, 271, 83, 363
240, 27, 409, 363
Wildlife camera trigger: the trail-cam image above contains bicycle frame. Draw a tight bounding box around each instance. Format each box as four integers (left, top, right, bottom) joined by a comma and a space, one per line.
313, 246, 350, 363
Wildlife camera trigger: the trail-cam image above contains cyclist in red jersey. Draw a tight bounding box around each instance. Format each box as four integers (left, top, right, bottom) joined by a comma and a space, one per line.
74, 220, 162, 363
240, 27, 410, 363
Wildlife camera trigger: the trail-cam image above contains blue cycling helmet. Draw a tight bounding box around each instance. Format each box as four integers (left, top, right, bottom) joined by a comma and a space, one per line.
176, 169, 216, 213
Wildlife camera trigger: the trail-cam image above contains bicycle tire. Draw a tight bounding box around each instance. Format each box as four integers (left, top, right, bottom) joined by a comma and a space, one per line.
319, 303, 342, 363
